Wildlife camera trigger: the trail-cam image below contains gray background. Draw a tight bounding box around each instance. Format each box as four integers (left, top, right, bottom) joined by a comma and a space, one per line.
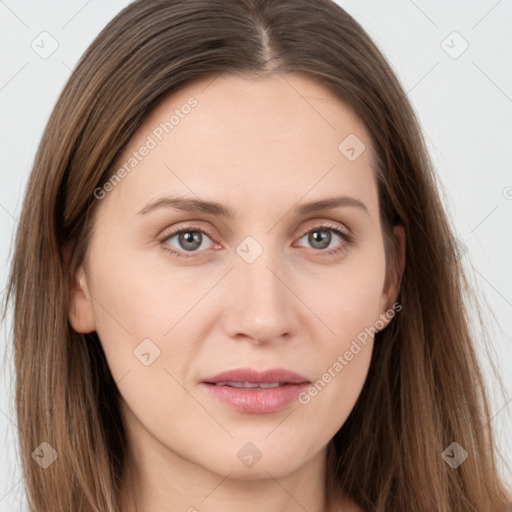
1, 1, 511, 509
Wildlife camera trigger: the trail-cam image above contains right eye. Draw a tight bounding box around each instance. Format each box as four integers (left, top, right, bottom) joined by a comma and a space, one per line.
159, 225, 217, 259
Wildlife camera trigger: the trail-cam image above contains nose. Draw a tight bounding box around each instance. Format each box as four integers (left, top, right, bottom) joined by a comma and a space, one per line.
222, 248, 296, 345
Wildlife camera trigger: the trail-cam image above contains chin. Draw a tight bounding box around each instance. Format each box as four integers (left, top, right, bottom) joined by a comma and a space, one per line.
193, 440, 315, 481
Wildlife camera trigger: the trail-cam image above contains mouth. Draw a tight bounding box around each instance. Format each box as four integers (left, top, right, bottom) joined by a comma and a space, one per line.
210, 381, 291, 388
200, 368, 310, 413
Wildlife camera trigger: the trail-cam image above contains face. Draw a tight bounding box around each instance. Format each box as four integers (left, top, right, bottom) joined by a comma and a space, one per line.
69, 72, 404, 481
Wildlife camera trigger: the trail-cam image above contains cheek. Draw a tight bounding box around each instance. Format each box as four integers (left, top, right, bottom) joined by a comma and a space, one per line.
85, 241, 207, 359
304, 256, 386, 346
295, 258, 385, 414
300, 290, 379, 412
293, 303, 377, 450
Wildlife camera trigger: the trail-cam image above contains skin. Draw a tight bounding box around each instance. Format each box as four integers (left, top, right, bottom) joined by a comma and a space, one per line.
68, 72, 405, 512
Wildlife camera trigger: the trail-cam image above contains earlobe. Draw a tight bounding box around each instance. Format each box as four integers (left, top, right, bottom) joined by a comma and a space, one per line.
68, 265, 96, 334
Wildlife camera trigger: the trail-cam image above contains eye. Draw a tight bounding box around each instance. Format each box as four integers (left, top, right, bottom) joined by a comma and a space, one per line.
158, 222, 353, 260
295, 223, 353, 256
158, 225, 217, 259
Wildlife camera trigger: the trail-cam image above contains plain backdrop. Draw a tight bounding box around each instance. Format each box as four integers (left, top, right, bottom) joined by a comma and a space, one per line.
0, 1, 511, 509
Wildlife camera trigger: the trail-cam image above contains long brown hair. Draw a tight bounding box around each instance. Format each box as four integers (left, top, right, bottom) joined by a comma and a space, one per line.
3, 0, 511, 510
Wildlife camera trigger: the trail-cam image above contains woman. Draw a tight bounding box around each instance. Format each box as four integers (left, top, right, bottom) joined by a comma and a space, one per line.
3, 0, 511, 510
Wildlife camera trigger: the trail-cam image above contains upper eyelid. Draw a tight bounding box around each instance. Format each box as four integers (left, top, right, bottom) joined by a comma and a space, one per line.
297, 222, 349, 238
161, 220, 348, 235
160, 223, 216, 242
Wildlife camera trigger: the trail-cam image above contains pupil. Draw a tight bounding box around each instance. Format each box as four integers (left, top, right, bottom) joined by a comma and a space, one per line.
181, 231, 201, 250
310, 230, 330, 249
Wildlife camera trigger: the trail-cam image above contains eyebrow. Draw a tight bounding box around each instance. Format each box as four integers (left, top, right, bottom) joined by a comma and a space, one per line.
136, 195, 369, 218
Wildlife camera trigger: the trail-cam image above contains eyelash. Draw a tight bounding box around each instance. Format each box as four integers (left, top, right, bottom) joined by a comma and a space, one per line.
158, 223, 353, 260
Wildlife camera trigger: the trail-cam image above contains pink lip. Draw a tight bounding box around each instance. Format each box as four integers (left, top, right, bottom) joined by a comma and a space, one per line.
201, 368, 310, 414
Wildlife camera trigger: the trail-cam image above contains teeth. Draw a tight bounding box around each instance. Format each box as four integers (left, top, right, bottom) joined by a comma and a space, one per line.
214, 381, 285, 388
223, 382, 259, 388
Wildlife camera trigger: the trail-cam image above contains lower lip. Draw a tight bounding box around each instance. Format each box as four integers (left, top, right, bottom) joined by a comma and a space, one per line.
201, 383, 309, 413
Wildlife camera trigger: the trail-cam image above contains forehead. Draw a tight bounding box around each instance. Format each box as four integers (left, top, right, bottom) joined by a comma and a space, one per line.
101, 72, 378, 219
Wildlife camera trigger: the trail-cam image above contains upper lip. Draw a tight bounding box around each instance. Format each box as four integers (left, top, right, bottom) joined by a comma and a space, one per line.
202, 368, 310, 384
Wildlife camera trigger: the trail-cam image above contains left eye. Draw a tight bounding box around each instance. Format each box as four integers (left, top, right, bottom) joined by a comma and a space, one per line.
296, 225, 350, 252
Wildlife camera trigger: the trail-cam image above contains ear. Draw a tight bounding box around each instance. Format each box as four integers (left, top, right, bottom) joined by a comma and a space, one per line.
377, 224, 406, 328
64, 245, 96, 334
388, 224, 406, 304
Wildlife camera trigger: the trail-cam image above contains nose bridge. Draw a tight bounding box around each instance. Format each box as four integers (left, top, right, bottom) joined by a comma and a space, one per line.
225, 237, 294, 342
